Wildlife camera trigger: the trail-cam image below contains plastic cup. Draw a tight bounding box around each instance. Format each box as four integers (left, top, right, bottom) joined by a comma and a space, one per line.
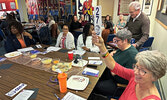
68, 51, 73, 60
58, 73, 67, 93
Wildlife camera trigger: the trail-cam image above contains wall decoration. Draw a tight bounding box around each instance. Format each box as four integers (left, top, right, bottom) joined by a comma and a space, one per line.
142, 0, 154, 15
156, 0, 167, 29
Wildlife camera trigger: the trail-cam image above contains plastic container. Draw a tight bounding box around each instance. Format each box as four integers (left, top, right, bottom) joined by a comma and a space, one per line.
41, 58, 52, 64
58, 73, 67, 93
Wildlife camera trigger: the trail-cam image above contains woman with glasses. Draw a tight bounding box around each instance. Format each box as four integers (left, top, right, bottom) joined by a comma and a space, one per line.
92, 31, 167, 100
55, 24, 75, 49
94, 29, 138, 96
77, 23, 99, 52
4, 21, 36, 53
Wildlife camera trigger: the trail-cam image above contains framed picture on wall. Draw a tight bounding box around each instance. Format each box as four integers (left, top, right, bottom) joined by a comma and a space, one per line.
142, 0, 154, 15
156, 0, 167, 29
118, 0, 136, 16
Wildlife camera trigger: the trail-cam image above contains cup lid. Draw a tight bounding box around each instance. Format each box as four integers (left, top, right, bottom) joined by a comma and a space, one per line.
58, 73, 67, 79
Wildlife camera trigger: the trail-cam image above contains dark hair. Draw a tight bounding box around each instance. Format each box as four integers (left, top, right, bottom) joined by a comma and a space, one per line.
9, 21, 24, 34
105, 22, 114, 34
71, 15, 77, 22
38, 16, 45, 22
61, 24, 69, 29
104, 15, 110, 22
83, 23, 94, 45
6, 13, 16, 23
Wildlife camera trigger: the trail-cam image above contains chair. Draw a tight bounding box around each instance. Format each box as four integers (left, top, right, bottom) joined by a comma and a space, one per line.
139, 37, 154, 52
130, 38, 135, 44
106, 34, 116, 43
0, 29, 6, 40
38, 26, 52, 45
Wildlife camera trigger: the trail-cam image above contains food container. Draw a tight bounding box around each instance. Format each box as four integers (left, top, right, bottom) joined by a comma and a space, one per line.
41, 58, 52, 64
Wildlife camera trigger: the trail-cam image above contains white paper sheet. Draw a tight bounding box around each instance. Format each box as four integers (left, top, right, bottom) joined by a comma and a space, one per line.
5, 83, 27, 97
88, 60, 102, 65
17, 47, 34, 52
62, 92, 86, 100
12, 90, 34, 100
88, 57, 100, 60
46, 46, 61, 52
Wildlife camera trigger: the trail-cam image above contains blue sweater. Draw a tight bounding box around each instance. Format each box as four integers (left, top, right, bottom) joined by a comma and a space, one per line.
4, 34, 36, 53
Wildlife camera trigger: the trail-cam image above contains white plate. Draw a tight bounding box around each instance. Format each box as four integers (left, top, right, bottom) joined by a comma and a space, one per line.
67, 75, 89, 90
4, 51, 22, 58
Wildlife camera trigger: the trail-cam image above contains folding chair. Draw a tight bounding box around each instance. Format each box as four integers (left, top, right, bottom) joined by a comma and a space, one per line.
106, 34, 116, 43
139, 37, 154, 52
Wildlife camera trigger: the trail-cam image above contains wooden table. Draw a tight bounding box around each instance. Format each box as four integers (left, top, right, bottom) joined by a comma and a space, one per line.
0, 49, 106, 100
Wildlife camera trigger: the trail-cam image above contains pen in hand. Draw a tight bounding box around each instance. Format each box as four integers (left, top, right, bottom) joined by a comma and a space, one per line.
54, 93, 61, 100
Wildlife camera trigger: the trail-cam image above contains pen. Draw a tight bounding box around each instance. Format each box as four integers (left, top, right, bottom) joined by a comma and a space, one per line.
54, 93, 61, 100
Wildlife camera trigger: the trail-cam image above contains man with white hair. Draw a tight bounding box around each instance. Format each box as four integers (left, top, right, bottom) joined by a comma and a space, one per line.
125, 1, 150, 49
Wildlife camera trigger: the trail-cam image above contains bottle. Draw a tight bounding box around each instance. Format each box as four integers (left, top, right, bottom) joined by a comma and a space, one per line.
58, 73, 67, 93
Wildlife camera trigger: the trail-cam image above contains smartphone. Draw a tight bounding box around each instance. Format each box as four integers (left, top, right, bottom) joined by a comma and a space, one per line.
87, 64, 97, 69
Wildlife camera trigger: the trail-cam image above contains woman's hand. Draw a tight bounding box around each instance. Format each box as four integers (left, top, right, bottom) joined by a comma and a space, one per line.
92, 31, 105, 48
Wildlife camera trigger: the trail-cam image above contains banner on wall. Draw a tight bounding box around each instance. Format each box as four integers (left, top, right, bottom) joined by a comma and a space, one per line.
76, 0, 97, 22
94, 6, 102, 36
25, 0, 38, 15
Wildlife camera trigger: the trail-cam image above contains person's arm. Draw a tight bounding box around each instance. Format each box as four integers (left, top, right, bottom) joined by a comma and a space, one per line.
23, 31, 32, 39
92, 31, 115, 70
66, 32, 75, 49
136, 16, 150, 47
77, 35, 84, 50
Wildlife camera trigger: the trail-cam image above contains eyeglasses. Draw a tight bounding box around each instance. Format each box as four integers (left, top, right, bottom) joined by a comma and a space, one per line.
133, 64, 147, 76
63, 28, 68, 30
113, 39, 121, 43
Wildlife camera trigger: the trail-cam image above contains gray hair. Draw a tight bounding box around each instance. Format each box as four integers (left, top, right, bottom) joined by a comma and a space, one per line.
136, 50, 167, 80
129, 1, 141, 10
116, 28, 132, 43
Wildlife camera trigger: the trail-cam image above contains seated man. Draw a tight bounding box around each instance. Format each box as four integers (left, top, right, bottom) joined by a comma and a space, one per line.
94, 29, 138, 96
5, 21, 36, 53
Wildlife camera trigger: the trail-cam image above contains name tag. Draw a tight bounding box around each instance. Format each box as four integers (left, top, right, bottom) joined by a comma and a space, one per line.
5, 83, 27, 97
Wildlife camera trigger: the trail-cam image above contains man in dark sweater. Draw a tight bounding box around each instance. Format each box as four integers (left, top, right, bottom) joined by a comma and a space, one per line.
125, 1, 150, 49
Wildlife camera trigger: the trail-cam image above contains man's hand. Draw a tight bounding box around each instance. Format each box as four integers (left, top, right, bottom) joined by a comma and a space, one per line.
132, 43, 137, 48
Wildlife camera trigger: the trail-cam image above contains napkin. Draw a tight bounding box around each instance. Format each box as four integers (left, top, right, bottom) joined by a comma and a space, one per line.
0, 64, 13, 70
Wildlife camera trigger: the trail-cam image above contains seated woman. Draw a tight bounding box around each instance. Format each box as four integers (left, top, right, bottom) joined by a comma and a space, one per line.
55, 24, 75, 49
92, 32, 167, 100
101, 22, 114, 44
79, 14, 88, 27
69, 15, 82, 32
94, 29, 138, 96
5, 21, 36, 53
77, 23, 99, 52
116, 14, 126, 30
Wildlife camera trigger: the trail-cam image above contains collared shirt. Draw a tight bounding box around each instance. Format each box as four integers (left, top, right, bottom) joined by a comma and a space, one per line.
133, 11, 141, 22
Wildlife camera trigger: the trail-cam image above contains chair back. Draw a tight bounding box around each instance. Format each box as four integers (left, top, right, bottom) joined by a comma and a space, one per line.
106, 34, 116, 43
141, 37, 154, 47
39, 26, 51, 45
139, 37, 154, 52
130, 38, 135, 44
0, 29, 6, 40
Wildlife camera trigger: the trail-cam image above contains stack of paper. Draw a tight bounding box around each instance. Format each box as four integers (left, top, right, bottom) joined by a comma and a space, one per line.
82, 67, 99, 77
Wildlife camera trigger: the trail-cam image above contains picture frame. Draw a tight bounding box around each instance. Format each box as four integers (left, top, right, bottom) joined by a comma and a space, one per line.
156, 0, 167, 29
142, 0, 154, 16
118, 0, 135, 16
